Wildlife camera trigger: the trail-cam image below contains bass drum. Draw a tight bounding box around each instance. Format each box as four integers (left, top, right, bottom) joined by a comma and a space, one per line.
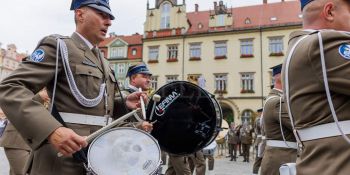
146, 81, 222, 155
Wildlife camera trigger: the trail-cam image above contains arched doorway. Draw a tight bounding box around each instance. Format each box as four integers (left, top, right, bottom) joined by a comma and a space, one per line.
220, 103, 234, 125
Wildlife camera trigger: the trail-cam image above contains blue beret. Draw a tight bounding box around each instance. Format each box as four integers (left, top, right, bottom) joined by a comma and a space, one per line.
127, 63, 152, 77
271, 64, 282, 76
300, 0, 314, 10
70, 0, 115, 20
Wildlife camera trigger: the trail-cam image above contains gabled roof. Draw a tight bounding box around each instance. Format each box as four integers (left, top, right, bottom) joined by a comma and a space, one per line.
99, 34, 142, 47
187, 1, 301, 34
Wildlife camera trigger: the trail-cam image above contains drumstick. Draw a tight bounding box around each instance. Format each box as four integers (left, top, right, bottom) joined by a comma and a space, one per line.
57, 109, 140, 157
149, 94, 161, 121
139, 88, 146, 120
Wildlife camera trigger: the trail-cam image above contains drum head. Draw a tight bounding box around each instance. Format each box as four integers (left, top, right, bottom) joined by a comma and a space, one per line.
146, 81, 222, 155
88, 128, 161, 175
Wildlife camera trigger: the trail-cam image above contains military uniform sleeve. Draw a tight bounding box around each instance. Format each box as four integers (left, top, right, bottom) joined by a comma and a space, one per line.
0, 36, 63, 150
308, 30, 350, 95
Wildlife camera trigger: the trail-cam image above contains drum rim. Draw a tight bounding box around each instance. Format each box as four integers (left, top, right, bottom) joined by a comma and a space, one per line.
87, 127, 162, 175
147, 81, 223, 155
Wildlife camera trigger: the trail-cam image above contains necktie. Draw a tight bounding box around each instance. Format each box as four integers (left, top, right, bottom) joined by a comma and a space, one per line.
92, 47, 100, 58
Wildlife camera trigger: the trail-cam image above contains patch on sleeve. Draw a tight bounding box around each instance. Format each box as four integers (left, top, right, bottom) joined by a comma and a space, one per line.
30, 49, 45, 62
338, 44, 350, 60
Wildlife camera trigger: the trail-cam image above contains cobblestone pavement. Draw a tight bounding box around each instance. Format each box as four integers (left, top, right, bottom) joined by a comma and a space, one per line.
1, 148, 254, 175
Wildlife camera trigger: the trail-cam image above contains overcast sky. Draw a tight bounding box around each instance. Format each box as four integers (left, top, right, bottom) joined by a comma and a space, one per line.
0, 0, 291, 53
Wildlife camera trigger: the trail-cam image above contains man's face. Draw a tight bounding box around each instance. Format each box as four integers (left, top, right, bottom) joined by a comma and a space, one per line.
76, 7, 112, 45
131, 74, 151, 91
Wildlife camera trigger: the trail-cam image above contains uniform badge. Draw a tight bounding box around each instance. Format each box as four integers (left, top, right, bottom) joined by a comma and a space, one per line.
30, 49, 45, 62
338, 44, 350, 60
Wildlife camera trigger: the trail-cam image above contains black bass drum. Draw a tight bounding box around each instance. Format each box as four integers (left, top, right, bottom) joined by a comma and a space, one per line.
146, 81, 222, 155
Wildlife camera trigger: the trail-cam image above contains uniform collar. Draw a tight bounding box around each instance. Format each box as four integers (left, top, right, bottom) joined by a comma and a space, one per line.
75, 32, 94, 50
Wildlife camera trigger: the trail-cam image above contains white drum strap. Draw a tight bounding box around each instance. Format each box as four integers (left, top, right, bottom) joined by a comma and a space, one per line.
56, 38, 106, 108
318, 32, 350, 145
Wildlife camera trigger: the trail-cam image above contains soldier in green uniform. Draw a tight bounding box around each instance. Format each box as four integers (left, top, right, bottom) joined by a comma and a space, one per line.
124, 62, 152, 94
260, 64, 297, 175
0, 1, 152, 175
252, 108, 263, 175
240, 122, 253, 163
282, 0, 350, 174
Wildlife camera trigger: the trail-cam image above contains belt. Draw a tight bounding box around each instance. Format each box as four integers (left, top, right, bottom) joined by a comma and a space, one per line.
257, 135, 262, 138
266, 140, 297, 149
59, 112, 112, 126
298, 120, 350, 142
262, 136, 266, 140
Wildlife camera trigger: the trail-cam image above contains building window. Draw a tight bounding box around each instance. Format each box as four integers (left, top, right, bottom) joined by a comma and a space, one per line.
189, 43, 201, 61
110, 47, 125, 58
167, 45, 178, 62
241, 110, 253, 124
240, 39, 254, 58
166, 75, 178, 83
150, 76, 158, 90
269, 36, 284, 56
117, 64, 126, 76
161, 2, 171, 29
214, 74, 227, 93
148, 46, 159, 62
214, 41, 227, 59
240, 73, 254, 93
132, 48, 137, 56
217, 14, 225, 26
244, 17, 251, 24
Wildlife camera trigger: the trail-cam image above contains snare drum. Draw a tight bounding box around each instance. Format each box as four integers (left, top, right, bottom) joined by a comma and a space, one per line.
88, 127, 161, 175
146, 81, 222, 155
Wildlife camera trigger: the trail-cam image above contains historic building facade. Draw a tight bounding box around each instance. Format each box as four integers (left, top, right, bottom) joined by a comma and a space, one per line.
0, 44, 23, 81
99, 33, 143, 89
142, 0, 302, 125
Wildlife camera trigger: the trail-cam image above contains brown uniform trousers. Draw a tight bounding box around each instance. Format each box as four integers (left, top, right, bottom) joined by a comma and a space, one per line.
260, 89, 297, 175
188, 151, 206, 175
282, 30, 350, 175
165, 154, 191, 175
0, 33, 123, 175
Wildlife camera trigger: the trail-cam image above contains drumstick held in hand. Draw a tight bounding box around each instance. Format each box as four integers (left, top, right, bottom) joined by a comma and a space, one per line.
150, 94, 161, 121
139, 88, 146, 120
57, 109, 140, 157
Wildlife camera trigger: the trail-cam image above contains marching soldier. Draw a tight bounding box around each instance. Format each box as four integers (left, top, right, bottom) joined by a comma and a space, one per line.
282, 0, 350, 174
240, 121, 253, 163
227, 122, 239, 161
260, 64, 297, 175
0, 1, 152, 175
124, 62, 152, 94
252, 108, 263, 175
188, 151, 206, 175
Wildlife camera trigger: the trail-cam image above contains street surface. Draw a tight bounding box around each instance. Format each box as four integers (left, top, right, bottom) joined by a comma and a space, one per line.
1, 147, 254, 175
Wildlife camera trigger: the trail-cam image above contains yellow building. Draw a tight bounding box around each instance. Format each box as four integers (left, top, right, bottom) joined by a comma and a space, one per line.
143, 0, 302, 125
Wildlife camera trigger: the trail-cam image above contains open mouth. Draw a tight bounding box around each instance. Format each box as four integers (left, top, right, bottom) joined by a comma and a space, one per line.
101, 29, 107, 35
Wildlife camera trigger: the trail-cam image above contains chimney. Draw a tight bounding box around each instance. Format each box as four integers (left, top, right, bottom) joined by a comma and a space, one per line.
195, 4, 199, 12
263, 0, 267, 4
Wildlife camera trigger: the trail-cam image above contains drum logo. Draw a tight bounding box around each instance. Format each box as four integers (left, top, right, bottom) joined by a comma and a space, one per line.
155, 91, 180, 116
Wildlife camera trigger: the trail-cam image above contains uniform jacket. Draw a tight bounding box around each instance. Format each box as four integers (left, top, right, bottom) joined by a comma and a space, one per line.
253, 116, 262, 147
260, 88, 297, 175
227, 129, 239, 144
282, 30, 350, 175
0, 33, 123, 175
